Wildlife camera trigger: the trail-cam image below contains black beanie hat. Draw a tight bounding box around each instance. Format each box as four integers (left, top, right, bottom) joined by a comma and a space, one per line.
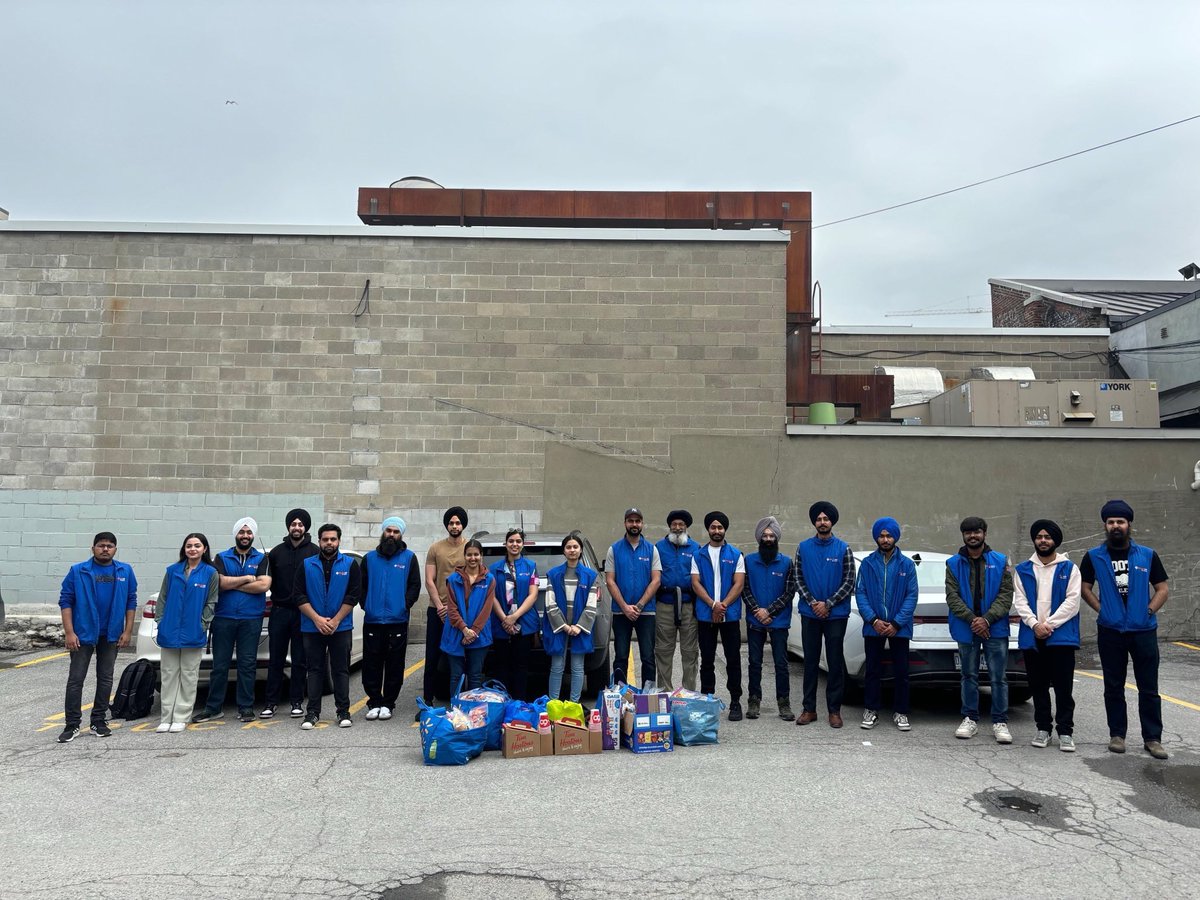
1100, 499, 1134, 522
704, 511, 730, 530
1029, 519, 1063, 548
443, 506, 469, 529
666, 509, 693, 528
809, 501, 839, 526
285, 508, 311, 531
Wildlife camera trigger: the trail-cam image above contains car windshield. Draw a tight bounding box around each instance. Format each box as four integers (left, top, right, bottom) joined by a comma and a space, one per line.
908, 554, 946, 590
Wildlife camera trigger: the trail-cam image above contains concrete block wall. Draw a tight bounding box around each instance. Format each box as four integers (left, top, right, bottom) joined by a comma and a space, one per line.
0, 228, 785, 603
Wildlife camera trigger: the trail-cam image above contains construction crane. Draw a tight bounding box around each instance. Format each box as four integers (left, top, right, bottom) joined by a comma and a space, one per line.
884, 295, 988, 317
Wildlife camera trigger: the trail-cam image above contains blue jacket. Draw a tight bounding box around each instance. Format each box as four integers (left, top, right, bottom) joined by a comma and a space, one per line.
855, 549, 918, 639
656, 536, 699, 604
543, 563, 599, 655
362, 548, 417, 625
1015, 559, 1080, 649
440, 571, 496, 657
1088, 543, 1158, 632
610, 537, 658, 613
744, 552, 792, 630
693, 543, 744, 623
157, 561, 218, 649
946, 551, 1010, 643
300, 553, 356, 634
489, 556, 540, 638
214, 547, 268, 619
59, 558, 139, 646
795, 535, 853, 620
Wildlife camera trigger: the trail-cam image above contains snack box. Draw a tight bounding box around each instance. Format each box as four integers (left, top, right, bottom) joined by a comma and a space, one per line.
553, 719, 602, 755
502, 722, 553, 759
620, 709, 674, 754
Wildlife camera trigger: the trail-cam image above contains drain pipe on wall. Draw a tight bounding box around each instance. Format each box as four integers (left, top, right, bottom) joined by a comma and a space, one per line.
1192, 460, 1200, 491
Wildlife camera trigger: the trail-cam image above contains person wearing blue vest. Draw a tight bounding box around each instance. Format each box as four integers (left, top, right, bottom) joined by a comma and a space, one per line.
192, 517, 271, 724
857, 517, 919, 731
441, 539, 497, 691
1012, 519, 1081, 752
297, 523, 363, 730
790, 500, 856, 729
361, 516, 422, 722
654, 510, 701, 691
154, 533, 219, 734
57, 531, 139, 743
691, 511, 747, 721
544, 532, 601, 703
604, 508, 661, 688
489, 528, 541, 701
946, 516, 1014, 744
1080, 500, 1170, 760
742, 516, 794, 722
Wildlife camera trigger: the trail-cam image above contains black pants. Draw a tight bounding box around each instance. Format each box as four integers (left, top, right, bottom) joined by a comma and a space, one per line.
362, 622, 409, 709
1097, 624, 1162, 742
264, 606, 306, 707
422, 606, 448, 703
800, 616, 848, 713
492, 633, 534, 701
864, 635, 910, 714
612, 613, 656, 688
698, 620, 742, 702
303, 630, 351, 719
1023, 643, 1075, 735
64, 638, 119, 728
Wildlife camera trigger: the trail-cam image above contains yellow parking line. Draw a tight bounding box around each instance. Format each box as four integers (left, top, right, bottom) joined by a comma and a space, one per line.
46, 703, 95, 722
350, 658, 427, 715
14, 652, 70, 668
1173, 641, 1200, 652
1077, 670, 1200, 712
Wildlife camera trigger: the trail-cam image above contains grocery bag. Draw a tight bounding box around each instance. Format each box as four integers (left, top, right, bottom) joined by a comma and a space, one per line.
452, 678, 510, 751
417, 698, 487, 766
670, 694, 725, 746
546, 698, 585, 724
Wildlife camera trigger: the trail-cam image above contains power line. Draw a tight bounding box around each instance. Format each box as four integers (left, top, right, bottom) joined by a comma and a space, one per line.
814, 113, 1200, 229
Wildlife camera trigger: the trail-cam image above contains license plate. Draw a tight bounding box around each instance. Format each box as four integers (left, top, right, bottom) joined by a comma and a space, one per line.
952, 653, 988, 672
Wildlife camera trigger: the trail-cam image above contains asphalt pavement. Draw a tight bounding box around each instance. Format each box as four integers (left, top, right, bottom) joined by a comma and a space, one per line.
1, 640, 1198, 899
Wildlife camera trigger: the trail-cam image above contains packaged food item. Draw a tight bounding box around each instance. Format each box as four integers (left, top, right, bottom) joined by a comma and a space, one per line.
446, 707, 472, 731
466, 704, 488, 729
588, 708, 602, 732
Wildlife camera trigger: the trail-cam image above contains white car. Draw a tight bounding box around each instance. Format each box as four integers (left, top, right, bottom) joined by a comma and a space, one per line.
786, 550, 1031, 702
135, 551, 366, 686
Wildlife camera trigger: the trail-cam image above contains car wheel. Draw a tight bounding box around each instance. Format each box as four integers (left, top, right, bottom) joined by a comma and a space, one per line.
584, 648, 611, 698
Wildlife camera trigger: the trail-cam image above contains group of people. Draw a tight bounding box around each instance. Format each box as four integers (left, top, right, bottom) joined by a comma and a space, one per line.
55, 499, 1172, 759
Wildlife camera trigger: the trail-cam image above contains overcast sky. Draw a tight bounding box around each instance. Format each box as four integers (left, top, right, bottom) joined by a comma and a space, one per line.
4, 1, 1198, 325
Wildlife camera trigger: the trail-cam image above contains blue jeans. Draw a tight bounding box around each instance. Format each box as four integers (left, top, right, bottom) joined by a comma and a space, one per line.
206, 616, 262, 713
612, 613, 656, 687
447, 646, 487, 693
958, 637, 1009, 723
549, 651, 586, 703
747, 626, 790, 700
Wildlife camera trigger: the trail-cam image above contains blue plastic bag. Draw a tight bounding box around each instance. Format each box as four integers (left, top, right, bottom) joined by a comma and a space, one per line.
452, 678, 510, 751
670, 694, 725, 746
502, 699, 539, 729
418, 699, 487, 766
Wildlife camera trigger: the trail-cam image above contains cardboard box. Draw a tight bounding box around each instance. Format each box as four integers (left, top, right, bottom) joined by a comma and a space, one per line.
621, 709, 674, 753
620, 686, 671, 715
553, 720, 602, 755
598, 687, 622, 750
502, 723, 553, 759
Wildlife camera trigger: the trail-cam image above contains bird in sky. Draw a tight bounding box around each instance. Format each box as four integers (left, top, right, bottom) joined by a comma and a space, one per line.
225, 100, 238, 105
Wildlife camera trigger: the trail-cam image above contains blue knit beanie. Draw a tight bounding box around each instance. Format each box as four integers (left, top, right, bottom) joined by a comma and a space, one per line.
872, 516, 901, 542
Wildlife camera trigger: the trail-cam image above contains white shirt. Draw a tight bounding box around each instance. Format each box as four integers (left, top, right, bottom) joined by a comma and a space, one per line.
1011, 551, 1082, 630
690, 544, 746, 604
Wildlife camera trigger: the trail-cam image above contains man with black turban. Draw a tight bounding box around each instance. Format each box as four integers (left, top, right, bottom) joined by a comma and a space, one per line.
264, 508, 319, 719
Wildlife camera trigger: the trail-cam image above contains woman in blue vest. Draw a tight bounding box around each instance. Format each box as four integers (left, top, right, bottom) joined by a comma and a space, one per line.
155, 533, 219, 733
544, 532, 600, 703
488, 529, 540, 701
441, 539, 496, 691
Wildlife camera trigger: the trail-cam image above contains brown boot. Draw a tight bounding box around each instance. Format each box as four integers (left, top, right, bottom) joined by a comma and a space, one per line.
796, 709, 818, 725
828, 712, 844, 729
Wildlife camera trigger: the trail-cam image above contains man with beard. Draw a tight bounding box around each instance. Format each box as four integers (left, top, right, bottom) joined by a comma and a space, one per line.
263, 508, 319, 719
361, 517, 422, 721
421, 506, 468, 718
193, 517, 271, 724
1080, 500, 1170, 759
298, 523, 363, 729
858, 518, 918, 731
790, 501, 856, 728
691, 511, 747, 721
654, 510, 701, 691
605, 508, 662, 687
946, 517, 1014, 744
1012, 519, 1081, 752
741, 517, 794, 721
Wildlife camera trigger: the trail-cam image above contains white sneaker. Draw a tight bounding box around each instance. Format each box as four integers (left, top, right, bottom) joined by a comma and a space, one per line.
955, 717, 978, 739
338, 717, 353, 728
893, 713, 911, 731
155, 723, 171, 733
993, 722, 1013, 744
860, 709, 878, 729
365, 707, 380, 721
1031, 730, 1051, 748
169, 722, 186, 734
1058, 734, 1076, 753
378, 707, 392, 720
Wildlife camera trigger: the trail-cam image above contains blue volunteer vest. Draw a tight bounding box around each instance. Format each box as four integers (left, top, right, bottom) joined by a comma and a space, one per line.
796, 535, 851, 619
362, 548, 416, 625
158, 561, 216, 649
946, 551, 1009, 643
214, 547, 268, 619
1088, 543, 1157, 632
855, 550, 919, 639
745, 552, 792, 630
440, 571, 496, 657
656, 537, 699, 601
489, 556, 540, 637
1015, 559, 1080, 649
59, 558, 138, 646
610, 537, 657, 613
300, 553, 355, 633
543, 564, 599, 655
694, 543, 744, 623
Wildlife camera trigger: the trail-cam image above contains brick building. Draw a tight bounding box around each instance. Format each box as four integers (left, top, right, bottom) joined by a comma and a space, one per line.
989, 278, 1195, 328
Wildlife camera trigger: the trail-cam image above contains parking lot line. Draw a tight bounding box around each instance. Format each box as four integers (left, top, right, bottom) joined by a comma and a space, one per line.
1077, 670, 1200, 712
13, 652, 70, 668
1172, 641, 1200, 652
349, 658, 427, 715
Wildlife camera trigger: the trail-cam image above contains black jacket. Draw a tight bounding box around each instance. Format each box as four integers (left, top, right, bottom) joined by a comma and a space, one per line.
267, 534, 320, 609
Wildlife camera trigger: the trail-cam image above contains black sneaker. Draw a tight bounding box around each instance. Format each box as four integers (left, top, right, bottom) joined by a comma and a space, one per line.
289, 703, 304, 718
301, 714, 318, 730
90, 721, 112, 738
259, 705, 276, 719
728, 701, 744, 722
57, 726, 80, 744
238, 708, 255, 723
191, 709, 223, 724
746, 697, 761, 719
414, 709, 422, 723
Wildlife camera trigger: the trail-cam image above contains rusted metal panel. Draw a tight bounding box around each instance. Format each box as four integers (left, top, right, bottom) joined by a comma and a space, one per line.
575, 191, 667, 222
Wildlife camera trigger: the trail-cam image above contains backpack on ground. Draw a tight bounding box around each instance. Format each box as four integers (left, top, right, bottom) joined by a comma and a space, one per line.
110, 658, 157, 720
